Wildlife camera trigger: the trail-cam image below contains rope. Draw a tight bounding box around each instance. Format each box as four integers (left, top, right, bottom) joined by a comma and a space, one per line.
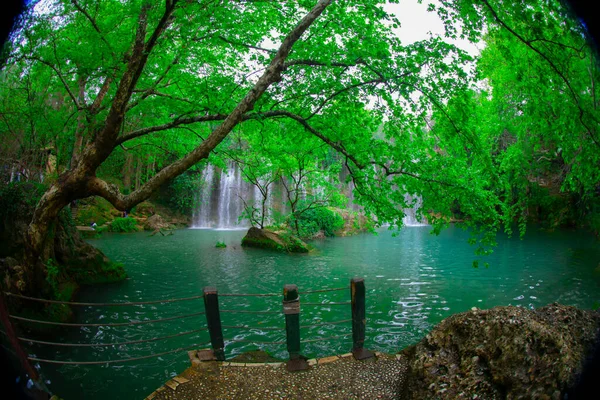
27, 342, 211, 365
298, 287, 347, 294
303, 302, 351, 306
301, 333, 352, 344
219, 293, 279, 297
300, 319, 352, 329
1, 343, 16, 356
10, 311, 206, 327
19, 328, 209, 348
4, 292, 204, 306
222, 325, 283, 331
220, 310, 280, 315
227, 339, 286, 345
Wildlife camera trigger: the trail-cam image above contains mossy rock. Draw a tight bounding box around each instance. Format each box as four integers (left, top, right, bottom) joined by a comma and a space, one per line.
402, 303, 600, 399
241, 227, 309, 253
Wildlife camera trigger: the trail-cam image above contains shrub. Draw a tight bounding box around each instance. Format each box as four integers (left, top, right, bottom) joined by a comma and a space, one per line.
295, 207, 344, 238
109, 217, 139, 232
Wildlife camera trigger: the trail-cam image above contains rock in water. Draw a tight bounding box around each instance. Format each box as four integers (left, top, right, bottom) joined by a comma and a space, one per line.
144, 214, 170, 231
402, 304, 600, 399
241, 227, 309, 253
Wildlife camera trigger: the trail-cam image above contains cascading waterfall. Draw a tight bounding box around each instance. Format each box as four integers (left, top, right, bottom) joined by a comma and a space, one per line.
193, 162, 279, 229
193, 163, 254, 229
402, 193, 428, 226
192, 163, 427, 229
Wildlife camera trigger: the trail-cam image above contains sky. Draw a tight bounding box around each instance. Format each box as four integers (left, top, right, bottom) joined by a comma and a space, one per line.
385, 0, 481, 56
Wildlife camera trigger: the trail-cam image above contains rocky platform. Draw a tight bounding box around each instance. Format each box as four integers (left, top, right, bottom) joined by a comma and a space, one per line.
402, 303, 600, 399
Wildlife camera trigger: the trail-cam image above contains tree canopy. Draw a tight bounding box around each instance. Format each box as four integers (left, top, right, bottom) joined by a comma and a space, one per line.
0, 0, 598, 274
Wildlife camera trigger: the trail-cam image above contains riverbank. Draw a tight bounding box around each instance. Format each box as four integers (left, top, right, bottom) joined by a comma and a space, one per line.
147, 352, 407, 400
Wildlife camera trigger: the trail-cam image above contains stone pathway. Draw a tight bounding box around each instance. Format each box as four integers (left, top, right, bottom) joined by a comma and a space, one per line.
146, 352, 408, 400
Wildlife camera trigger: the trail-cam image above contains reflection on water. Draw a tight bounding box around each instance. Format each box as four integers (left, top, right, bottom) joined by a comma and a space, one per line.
36, 226, 599, 400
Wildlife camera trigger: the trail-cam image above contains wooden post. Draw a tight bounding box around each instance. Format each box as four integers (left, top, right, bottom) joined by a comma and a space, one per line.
0, 293, 39, 381
203, 287, 225, 361
351, 277, 374, 360
283, 284, 307, 371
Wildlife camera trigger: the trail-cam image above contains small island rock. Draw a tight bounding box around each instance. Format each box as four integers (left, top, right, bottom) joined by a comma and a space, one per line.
241, 227, 309, 253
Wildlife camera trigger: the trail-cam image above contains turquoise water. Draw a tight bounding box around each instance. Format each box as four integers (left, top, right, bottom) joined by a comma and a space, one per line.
35, 226, 599, 399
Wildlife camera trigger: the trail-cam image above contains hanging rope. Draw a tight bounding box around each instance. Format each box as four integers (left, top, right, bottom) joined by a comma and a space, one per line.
19, 327, 208, 348
10, 311, 205, 327
301, 333, 352, 344
298, 287, 348, 294
222, 325, 283, 331
27, 342, 211, 365
4, 292, 204, 306
220, 310, 280, 315
227, 338, 287, 345
300, 319, 352, 329
219, 293, 279, 297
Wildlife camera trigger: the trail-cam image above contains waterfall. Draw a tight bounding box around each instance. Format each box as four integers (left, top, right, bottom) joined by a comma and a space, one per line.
191, 163, 425, 229
192, 166, 215, 228
402, 193, 428, 227
193, 163, 251, 229
193, 163, 274, 229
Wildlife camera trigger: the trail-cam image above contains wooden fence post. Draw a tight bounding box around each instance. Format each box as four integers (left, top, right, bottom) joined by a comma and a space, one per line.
351, 277, 374, 360
203, 286, 225, 361
0, 293, 39, 381
283, 284, 307, 371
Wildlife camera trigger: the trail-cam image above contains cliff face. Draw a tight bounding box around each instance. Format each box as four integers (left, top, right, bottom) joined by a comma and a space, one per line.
402, 304, 600, 400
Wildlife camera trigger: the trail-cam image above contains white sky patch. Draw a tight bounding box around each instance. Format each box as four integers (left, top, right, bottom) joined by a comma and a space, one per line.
384, 0, 482, 56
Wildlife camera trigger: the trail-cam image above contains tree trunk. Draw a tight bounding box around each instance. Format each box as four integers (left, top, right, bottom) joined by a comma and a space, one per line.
123, 152, 133, 191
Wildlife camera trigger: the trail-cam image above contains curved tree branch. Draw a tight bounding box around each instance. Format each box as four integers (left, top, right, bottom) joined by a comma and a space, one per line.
115, 113, 228, 145
256, 109, 457, 188
88, 0, 334, 210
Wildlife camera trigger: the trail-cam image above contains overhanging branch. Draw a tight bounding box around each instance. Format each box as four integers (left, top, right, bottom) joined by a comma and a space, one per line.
89, 0, 334, 210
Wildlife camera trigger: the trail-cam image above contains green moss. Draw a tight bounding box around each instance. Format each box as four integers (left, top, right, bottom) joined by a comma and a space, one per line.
215, 241, 227, 248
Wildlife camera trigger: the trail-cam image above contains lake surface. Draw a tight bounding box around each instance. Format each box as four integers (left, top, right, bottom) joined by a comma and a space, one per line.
36, 226, 600, 399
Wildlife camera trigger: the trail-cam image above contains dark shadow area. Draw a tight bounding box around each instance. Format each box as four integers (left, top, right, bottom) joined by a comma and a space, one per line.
567, 327, 600, 399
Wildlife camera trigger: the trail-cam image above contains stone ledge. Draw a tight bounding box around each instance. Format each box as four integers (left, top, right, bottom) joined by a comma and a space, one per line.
187, 349, 385, 370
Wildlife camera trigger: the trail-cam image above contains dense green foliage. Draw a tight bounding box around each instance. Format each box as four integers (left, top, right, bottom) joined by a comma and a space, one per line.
294, 207, 345, 238
0, 0, 598, 267
0, 182, 46, 219
108, 217, 139, 233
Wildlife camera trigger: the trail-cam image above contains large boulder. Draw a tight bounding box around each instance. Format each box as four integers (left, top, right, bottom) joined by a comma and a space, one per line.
241, 227, 309, 253
402, 304, 600, 400
144, 214, 170, 231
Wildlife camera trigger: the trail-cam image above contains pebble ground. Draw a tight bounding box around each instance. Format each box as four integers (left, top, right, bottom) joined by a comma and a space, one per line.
147, 353, 408, 399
